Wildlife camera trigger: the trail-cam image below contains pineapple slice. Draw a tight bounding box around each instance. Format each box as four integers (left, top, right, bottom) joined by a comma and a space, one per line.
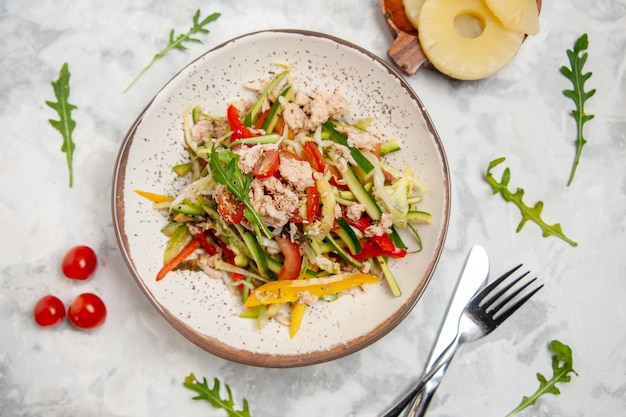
403, 0, 427, 29
417, 0, 525, 80
484, 0, 540, 35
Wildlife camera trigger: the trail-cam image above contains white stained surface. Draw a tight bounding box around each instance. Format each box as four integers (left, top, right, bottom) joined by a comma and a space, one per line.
1, 0, 625, 416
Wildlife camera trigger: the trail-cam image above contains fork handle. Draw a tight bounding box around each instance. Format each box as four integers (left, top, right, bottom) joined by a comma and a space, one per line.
402, 367, 445, 417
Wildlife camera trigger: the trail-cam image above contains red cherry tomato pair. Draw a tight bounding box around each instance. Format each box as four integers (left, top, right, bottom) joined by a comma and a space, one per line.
33, 245, 106, 330
34, 293, 107, 330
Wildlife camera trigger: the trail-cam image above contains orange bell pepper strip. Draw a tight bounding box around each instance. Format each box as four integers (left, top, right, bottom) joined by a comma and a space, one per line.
156, 238, 201, 281
243, 273, 379, 308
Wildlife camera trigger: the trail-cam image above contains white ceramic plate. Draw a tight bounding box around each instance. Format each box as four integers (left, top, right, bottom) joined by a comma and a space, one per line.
112, 30, 450, 367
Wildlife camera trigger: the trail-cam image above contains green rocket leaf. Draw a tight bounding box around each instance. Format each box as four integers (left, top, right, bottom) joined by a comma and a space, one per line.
183, 373, 251, 417
46, 62, 77, 187
124, 10, 220, 93
560, 33, 596, 186
486, 157, 578, 246
506, 340, 578, 416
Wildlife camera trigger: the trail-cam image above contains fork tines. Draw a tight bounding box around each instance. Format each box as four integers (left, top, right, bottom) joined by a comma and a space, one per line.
478, 264, 543, 323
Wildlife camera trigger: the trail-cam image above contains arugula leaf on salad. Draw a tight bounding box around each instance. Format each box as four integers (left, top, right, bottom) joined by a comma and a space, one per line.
560, 33, 595, 186
486, 157, 577, 247
209, 147, 273, 240
506, 340, 577, 416
184, 373, 251, 417
123, 10, 220, 92
46, 62, 77, 187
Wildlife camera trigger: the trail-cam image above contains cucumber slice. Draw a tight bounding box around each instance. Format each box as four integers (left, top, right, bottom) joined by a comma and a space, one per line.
407, 210, 433, 224
324, 236, 363, 268
342, 165, 382, 221
335, 218, 362, 254
380, 139, 401, 156
243, 70, 289, 127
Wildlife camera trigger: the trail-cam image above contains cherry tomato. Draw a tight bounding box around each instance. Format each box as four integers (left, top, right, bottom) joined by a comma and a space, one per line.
216, 190, 245, 224
62, 245, 97, 280
252, 149, 280, 179
67, 293, 107, 330
275, 236, 302, 281
33, 295, 66, 327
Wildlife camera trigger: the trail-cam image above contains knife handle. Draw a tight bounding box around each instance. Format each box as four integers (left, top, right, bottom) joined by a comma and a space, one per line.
401, 366, 447, 417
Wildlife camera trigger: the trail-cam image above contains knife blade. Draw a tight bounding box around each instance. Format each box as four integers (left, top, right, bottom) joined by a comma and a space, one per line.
382, 245, 489, 417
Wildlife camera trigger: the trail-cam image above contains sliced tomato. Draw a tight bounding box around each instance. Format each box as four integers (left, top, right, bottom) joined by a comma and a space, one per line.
227, 104, 257, 141
302, 141, 326, 172
217, 190, 245, 224
252, 149, 280, 179
275, 236, 302, 281
305, 186, 320, 223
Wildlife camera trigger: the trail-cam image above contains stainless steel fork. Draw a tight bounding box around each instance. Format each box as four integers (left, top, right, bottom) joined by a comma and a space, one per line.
382, 264, 543, 417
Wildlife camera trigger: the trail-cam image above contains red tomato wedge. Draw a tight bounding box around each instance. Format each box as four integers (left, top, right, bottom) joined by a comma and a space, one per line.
252, 149, 280, 178
275, 236, 302, 281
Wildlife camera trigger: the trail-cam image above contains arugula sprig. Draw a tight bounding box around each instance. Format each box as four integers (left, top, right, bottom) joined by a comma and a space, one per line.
486, 157, 578, 247
183, 373, 251, 417
560, 33, 595, 186
46, 62, 77, 188
506, 340, 578, 416
124, 9, 220, 93
209, 146, 273, 240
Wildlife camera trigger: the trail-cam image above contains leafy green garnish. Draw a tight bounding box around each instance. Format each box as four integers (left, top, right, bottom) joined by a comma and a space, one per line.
183, 373, 251, 417
208, 147, 272, 239
123, 10, 220, 93
46, 62, 77, 188
560, 33, 595, 186
486, 157, 578, 247
506, 340, 578, 416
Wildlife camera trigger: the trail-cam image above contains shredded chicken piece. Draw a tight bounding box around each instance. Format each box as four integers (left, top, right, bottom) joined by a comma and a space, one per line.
248, 176, 299, 228
297, 291, 319, 306
364, 212, 394, 237
279, 156, 314, 191
191, 119, 214, 144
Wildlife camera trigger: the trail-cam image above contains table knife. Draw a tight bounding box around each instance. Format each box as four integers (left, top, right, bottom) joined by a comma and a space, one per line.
382, 245, 489, 417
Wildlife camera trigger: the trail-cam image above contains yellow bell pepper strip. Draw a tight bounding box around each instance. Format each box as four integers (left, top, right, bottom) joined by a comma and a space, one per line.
314, 174, 336, 241
290, 302, 306, 339
134, 189, 174, 203
243, 273, 379, 308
